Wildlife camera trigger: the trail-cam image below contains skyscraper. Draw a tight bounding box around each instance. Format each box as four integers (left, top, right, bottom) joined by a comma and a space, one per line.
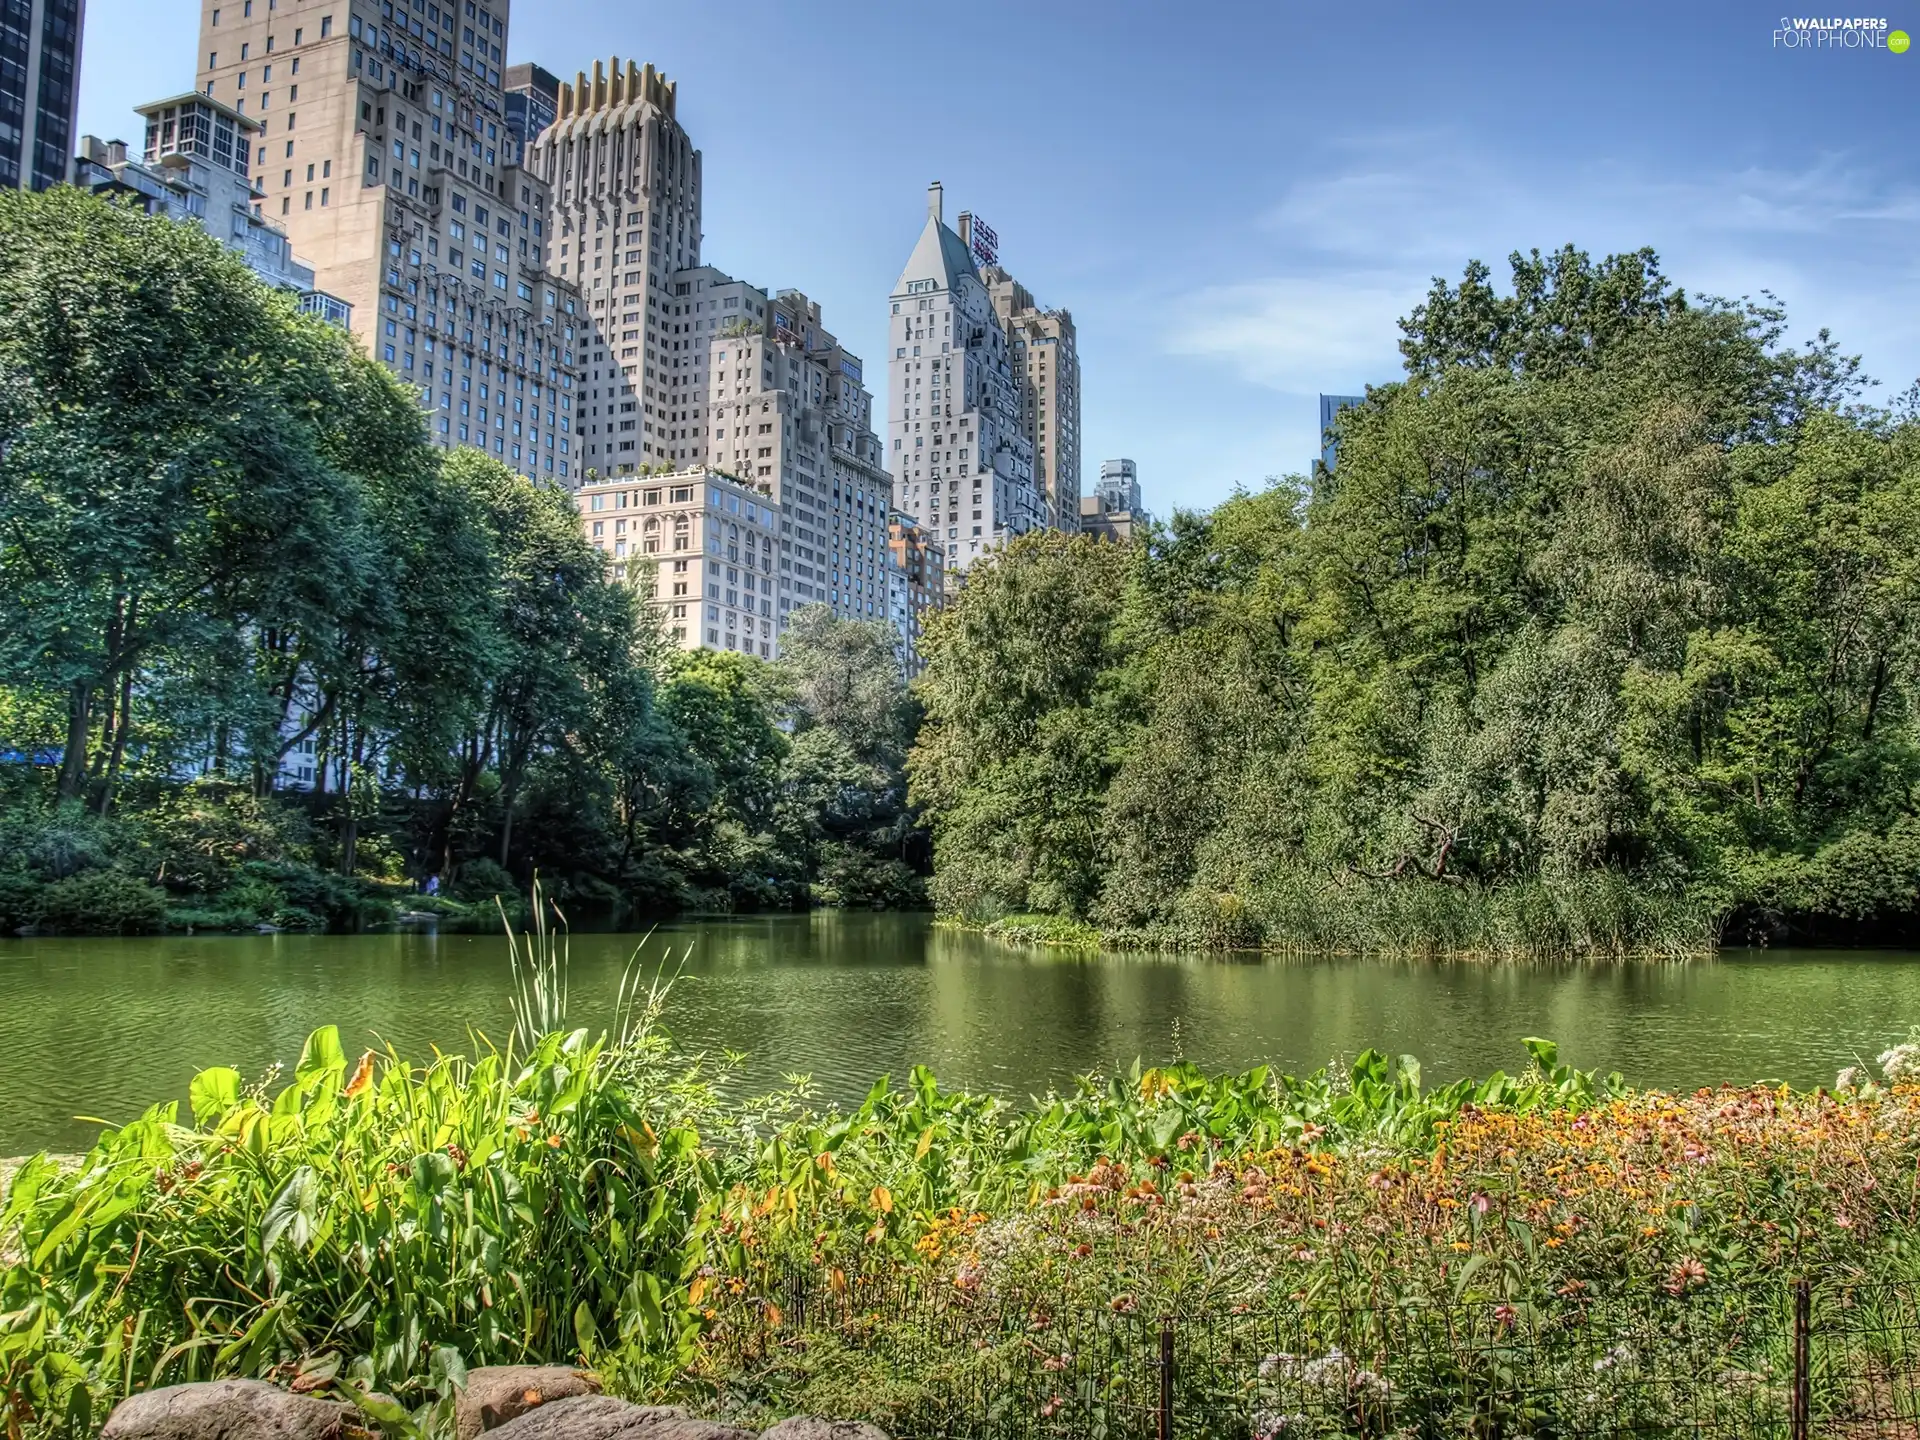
525, 57, 700, 483
981, 258, 1080, 531
1319, 392, 1364, 471
1080, 457, 1144, 542
75, 93, 347, 321
2, 0, 84, 190
195, 0, 584, 485
887, 182, 1047, 574
501, 61, 556, 149
702, 282, 893, 629
1096, 457, 1140, 513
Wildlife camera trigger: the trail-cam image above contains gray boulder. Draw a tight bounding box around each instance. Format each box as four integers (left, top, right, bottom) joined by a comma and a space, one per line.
486, 1397, 755, 1440
100, 1379, 370, 1440
759, 1422, 891, 1440
456, 1367, 601, 1439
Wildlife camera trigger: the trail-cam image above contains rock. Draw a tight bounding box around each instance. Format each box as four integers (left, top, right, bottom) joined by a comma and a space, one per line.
759, 1422, 891, 1440
456, 1367, 602, 1439
486, 1397, 754, 1440
100, 1379, 370, 1440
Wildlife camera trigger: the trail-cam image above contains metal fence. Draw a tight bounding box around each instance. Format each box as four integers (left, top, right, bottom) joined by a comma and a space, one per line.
707, 1266, 1920, 1439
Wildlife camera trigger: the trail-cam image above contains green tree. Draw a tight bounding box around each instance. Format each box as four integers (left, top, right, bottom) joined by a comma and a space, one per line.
909, 531, 1134, 919
0, 188, 410, 811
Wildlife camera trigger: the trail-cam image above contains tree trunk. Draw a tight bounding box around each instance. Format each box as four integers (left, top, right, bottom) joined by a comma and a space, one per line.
57, 682, 92, 801
97, 668, 134, 816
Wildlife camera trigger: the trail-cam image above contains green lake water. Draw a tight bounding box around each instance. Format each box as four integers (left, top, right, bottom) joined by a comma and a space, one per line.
2, 911, 1918, 1154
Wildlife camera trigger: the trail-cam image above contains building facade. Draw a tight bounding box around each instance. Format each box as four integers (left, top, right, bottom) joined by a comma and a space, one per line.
75, 93, 349, 322
524, 56, 698, 483
702, 283, 893, 631
577, 465, 780, 658
886, 512, 946, 677
981, 259, 1080, 531
194, 0, 583, 485
501, 61, 555, 149
1079, 491, 1142, 543
1, 0, 82, 190
1095, 457, 1140, 513
1318, 392, 1363, 471
887, 182, 1047, 575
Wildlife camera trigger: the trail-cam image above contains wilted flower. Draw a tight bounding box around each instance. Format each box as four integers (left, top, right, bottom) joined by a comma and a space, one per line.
1594, 1343, 1636, 1374
1258, 1353, 1301, 1382
1303, 1347, 1350, 1391
1878, 1043, 1920, 1085
1253, 1411, 1312, 1439
1664, 1257, 1708, 1295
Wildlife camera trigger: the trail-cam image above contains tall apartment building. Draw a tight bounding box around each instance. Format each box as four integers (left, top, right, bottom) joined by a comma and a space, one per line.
887, 513, 945, 678
2, 0, 83, 190
703, 282, 893, 629
76, 94, 350, 323
576, 465, 780, 658
887, 182, 1046, 574
1095, 457, 1140, 513
195, 0, 584, 485
501, 61, 555, 149
1079, 457, 1146, 543
981, 261, 1080, 530
1318, 392, 1364, 471
525, 57, 700, 483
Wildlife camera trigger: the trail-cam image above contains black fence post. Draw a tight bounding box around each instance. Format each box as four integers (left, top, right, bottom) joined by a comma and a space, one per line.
1157, 1316, 1174, 1440
1790, 1278, 1812, 1440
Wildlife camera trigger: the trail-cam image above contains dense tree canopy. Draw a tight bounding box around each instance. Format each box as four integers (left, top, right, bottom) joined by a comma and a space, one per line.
910, 248, 1920, 953
0, 190, 924, 931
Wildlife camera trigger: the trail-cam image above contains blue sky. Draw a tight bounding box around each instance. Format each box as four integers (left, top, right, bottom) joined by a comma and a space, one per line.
80, 1, 1920, 514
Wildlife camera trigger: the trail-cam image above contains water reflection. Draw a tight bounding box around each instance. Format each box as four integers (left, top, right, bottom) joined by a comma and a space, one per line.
0, 912, 1915, 1153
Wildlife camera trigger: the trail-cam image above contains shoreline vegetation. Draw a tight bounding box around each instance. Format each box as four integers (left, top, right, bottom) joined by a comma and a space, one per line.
0, 190, 927, 942
910, 250, 1920, 962
3, 947, 1917, 1435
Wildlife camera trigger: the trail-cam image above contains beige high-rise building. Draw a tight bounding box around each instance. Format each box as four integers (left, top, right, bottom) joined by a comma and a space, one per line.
982, 262, 1081, 530
577, 465, 780, 658
194, 0, 584, 484
525, 57, 700, 483
576, 262, 893, 655
887, 513, 945, 677
703, 284, 894, 629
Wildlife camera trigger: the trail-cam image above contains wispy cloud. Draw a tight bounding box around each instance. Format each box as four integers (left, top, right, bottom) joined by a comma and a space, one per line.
1165, 134, 1920, 404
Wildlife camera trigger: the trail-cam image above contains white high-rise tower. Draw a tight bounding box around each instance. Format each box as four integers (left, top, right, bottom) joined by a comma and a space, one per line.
886, 182, 1046, 573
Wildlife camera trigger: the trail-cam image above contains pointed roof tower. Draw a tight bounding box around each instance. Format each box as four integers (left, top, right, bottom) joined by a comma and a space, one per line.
892, 180, 979, 296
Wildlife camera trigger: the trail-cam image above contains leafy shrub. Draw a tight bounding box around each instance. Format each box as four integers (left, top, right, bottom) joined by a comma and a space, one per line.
0, 805, 117, 881
0, 870, 39, 933
213, 876, 286, 925
33, 870, 167, 934
450, 856, 517, 904
813, 845, 926, 909
240, 860, 392, 930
